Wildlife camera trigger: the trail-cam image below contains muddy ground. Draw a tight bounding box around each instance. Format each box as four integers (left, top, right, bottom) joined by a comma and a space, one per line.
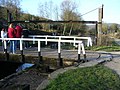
0, 65, 52, 90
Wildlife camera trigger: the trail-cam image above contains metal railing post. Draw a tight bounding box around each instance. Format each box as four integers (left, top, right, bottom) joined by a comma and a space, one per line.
78, 42, 81, 63
81, 43, 87, 62
38, 41, 43, 64
20, 39, 25, 62
4, 40, 9, 61
45, 36, 48, 45
57, 38, 63, 68
74, 37, 76, 46
0, 36, 88, 66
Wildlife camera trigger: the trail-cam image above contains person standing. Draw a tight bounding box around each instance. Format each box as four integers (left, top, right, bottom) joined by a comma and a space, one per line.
8, 23, 17, 54
15, 24, 23, 48
1, 27, 7, 53
22, 29, 30, 49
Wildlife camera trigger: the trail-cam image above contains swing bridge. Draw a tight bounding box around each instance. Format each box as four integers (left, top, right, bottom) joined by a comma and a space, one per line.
0, 20, 100, 68
0, 35, 92, 67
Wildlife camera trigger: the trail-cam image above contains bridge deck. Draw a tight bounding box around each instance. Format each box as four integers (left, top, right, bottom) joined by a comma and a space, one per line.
0, 46, 103, 61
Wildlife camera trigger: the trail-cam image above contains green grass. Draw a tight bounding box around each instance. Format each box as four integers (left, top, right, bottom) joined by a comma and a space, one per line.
85, 41, 120, 52
44, 65, 120, 90
86, 46, 120, 52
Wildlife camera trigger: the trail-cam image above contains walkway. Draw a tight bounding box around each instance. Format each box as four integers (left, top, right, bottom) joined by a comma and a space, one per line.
0, 46, 112, 62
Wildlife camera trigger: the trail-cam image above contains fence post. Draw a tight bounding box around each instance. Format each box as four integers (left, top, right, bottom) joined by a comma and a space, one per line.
20, 39, 25, 62
38, 41, 43, 64
78, 42, 81, 63
73, 37, 76, 46
57, 39, 63, 68
45, 36, 48, 45
33, 36, 35, 47
4, 40, 9, 61
81, 43, 87, 62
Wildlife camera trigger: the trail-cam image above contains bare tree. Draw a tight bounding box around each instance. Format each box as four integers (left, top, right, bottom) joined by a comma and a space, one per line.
60, 0, 77, 20
0, 0, 22, 21
38, 0, 54, 31
54, 5, 59, 20
1, 0, 22, 20
60, 0, 83, 35
38, 3, 45, 18
38, 0, 53, 19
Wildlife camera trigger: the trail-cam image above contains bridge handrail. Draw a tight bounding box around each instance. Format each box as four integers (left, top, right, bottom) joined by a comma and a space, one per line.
0, 37, 85, 54
28, 35, 92, 47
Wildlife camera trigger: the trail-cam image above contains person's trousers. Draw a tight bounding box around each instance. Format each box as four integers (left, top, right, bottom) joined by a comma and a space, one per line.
9, 40, 17, 54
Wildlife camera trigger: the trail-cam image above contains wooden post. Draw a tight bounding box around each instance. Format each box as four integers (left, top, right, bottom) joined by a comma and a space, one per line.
97, 8, 103, 45
95, 23, 98, 45
97, 4, 104, 45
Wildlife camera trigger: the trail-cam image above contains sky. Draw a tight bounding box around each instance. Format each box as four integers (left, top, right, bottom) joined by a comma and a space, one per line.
20, 0, 120, 24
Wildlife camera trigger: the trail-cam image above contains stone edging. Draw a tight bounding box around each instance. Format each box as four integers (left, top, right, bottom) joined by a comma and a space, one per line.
36, 58, 110, 90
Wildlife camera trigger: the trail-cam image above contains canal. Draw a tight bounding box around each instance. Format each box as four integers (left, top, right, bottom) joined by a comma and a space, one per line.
0, 61, 34, 80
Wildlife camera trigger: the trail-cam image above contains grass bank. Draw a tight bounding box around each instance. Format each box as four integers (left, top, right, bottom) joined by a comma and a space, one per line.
44, 65, 120, 90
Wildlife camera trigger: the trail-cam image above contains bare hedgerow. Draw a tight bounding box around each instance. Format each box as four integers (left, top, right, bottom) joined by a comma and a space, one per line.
101, 34, 114, 46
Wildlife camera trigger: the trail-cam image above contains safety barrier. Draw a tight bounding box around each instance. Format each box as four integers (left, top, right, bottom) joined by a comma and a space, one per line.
0, 37, 87, 67
29, 35, 92, 47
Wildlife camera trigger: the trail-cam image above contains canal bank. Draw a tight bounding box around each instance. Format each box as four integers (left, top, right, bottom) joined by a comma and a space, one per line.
0, 64, 50, 90
0, 47, 114, 89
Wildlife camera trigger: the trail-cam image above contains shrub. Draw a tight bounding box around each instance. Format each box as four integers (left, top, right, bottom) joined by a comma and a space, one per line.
101, 34, 114, 46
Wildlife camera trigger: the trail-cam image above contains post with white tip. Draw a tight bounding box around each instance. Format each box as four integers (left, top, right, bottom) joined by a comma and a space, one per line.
58, 39, 63, 68
4, 40, 9, 61
20, 39, 25, 62
81, 43, 87, 62
38, 41, 43, 64
78, 42, 81, 63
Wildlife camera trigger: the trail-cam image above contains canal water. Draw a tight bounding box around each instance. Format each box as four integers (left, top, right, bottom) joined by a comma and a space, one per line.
0, 61, 34, 80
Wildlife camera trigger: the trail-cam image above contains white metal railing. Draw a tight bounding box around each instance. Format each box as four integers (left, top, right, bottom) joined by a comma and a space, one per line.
29, 35, 92, 47
0, 37, 86, 55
